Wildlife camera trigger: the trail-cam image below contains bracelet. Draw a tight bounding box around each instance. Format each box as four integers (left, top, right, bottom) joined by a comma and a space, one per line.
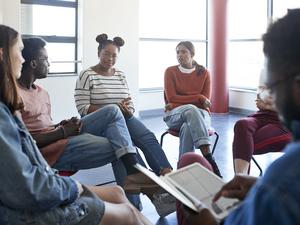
59, 126, 67, 139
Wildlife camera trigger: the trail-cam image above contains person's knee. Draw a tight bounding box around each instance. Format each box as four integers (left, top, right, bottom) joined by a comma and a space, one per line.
111, 185, 127, 203
234, 119, 250, 132
178, 152, 212, 171
103, 104, 123, 120
183, 104, 198, 112
182, 105, 199, 120
103, 104, 120, 114
178, 152, 207, 168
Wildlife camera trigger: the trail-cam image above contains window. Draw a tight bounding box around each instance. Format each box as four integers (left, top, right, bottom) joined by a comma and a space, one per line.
139, 0, 207, 89
227, 41, 264, 89
139, 40, 206, 88
227, 0, 268, 89
272, 0, 300, 20
20, 0, 78, 75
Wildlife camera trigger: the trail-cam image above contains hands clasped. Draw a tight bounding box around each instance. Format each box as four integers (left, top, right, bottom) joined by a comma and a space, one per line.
118, 97, 133, 118
59, 117, 82, 138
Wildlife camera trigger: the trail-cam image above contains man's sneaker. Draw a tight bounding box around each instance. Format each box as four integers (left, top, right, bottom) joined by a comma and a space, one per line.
204, 153, 222, 178
151, 190, 176, 217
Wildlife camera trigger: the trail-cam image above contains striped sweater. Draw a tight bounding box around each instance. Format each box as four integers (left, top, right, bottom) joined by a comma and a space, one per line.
74, 68, 134, 116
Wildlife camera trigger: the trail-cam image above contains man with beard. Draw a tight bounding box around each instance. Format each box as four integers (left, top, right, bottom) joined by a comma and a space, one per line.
180, 8, 300, 225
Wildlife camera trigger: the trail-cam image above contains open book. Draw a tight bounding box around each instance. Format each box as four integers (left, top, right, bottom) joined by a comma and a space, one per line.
135, 163, 240, 221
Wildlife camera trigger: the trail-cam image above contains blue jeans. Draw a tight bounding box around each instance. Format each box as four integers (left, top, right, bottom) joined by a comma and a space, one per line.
163, 104, 211, 158
125, 116, 172, 175
52, 105, 142, 208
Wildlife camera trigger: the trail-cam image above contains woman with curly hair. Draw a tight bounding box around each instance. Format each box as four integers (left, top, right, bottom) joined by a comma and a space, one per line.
74, 34, 175, 217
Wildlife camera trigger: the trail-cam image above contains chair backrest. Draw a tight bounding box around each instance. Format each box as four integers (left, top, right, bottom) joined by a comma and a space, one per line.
253, 124, 292, 155
254, 133, 292, 153
252, 130, 292, 176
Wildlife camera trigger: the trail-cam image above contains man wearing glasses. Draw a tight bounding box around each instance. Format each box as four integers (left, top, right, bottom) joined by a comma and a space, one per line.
182, 8, 300, 225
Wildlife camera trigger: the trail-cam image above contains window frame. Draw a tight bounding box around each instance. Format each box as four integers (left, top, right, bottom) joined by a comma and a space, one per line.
20, 0, 79, 76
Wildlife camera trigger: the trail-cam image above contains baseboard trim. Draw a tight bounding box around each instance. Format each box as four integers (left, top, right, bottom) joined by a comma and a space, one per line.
139, 108, 164, 119
229, 107, 255, 115
139, 107, 254, 119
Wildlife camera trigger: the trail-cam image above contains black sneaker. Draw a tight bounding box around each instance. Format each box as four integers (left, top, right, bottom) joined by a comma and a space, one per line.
204, 153, 222, 178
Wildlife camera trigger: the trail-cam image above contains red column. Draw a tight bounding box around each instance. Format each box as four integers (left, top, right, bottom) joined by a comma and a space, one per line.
210, 0, 228, 113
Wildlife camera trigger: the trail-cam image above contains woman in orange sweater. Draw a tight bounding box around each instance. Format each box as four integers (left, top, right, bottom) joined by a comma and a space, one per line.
163, 41, 221, 177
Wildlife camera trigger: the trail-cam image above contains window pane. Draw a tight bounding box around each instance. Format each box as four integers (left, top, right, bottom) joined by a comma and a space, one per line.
21, 4, 75, 36
139, 41, 206, 89
228, 0, 268, 39
139, 0, 206, 40
46, 43, 75, 73
228, 41, 264, 89
273, 0, 300, 20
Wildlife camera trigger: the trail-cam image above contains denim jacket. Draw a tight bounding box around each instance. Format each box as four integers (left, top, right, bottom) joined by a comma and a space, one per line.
0, 102, 79, 224
225, 120, 300, 225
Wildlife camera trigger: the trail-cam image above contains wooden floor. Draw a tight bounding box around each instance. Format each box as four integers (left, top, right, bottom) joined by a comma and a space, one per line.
73, 112, 284, 225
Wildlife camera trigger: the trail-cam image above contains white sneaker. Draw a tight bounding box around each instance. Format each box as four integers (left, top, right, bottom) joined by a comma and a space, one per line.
152, 190, 176, 217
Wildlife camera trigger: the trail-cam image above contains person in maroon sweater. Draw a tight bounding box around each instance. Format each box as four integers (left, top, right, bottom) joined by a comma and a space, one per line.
163, 41, 221, 177
232, 83, 291, 174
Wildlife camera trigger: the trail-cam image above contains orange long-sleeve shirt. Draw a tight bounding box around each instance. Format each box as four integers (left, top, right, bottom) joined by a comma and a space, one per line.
164, 65, 211, 111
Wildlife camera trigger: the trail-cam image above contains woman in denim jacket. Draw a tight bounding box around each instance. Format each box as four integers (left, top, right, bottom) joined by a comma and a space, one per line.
0, 24, 151, 225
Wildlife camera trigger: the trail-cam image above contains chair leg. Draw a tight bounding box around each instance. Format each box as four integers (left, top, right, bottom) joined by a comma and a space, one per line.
160, 131, 169, 147
251, 156, 263, 176
211, 132, 219, 155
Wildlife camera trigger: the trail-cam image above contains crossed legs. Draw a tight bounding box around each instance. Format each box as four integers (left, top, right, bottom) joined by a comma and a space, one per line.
163, 104, 211, 157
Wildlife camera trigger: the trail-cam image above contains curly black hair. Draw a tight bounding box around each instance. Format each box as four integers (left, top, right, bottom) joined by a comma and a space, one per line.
96, 33, 124, 52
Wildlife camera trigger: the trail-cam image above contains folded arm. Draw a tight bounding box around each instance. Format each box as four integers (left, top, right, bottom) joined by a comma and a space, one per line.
164, 69, 211, 110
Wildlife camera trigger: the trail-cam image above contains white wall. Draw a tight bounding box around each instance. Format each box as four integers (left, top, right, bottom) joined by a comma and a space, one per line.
229, 89, 257, 111
36, 76, 79, 123
0, 0, 3, 23
1, 0, 20, 30
81, 0, 139, 111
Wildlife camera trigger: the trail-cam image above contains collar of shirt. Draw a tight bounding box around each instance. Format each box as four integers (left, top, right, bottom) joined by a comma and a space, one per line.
178, 65, 196, 74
